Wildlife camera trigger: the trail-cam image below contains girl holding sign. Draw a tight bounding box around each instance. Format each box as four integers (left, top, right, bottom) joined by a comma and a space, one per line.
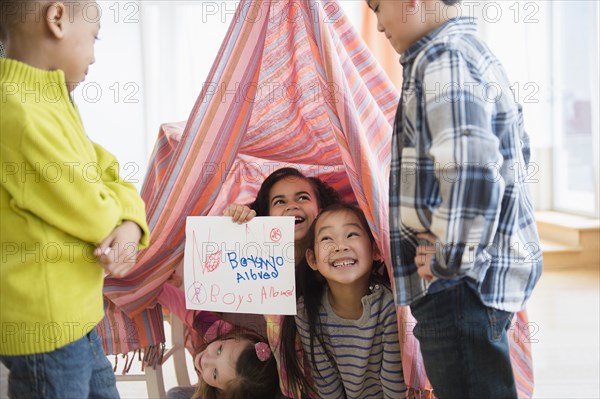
157, 284, 280, 399
280, 203, 407, 399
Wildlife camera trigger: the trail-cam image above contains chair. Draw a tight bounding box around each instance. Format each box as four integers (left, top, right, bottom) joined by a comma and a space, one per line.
114, 313, 191, 399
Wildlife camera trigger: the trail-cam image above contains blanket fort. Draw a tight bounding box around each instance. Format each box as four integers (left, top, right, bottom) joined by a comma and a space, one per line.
184, 216, 296, 314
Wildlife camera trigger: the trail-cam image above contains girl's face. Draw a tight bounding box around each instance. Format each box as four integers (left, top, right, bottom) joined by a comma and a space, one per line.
268, 177, 319, 241
307, 210, 376, 288
194, 338, 249, 390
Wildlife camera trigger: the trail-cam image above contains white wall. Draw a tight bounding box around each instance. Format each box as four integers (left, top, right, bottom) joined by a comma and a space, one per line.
75, 1, 147, 186
77, 1, 235, 187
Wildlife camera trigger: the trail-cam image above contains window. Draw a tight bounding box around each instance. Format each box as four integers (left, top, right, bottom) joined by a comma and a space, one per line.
551, 1, 599, 216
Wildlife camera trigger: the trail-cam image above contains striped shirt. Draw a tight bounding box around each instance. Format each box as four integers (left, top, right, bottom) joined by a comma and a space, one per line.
389, 17, 542, 312
296, 285, 406, 399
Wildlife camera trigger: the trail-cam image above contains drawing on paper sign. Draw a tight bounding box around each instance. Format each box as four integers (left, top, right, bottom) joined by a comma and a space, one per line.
187, 229, 216, 306
184, 216, 296, 315
187, 281, 206, 305
204, 250, 222, 273
193, 229, 222, 274
270, 227, 282, 242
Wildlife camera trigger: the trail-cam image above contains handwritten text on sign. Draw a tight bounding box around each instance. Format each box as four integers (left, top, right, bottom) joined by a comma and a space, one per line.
184, 216, 296, 315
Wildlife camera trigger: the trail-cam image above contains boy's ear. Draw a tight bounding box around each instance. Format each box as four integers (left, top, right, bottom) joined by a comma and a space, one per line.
45, 2, 68, 39
305, 249, 319, 271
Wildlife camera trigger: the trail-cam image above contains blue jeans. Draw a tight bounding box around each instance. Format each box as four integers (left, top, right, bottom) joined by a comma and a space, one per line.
410, 282, 517, 399
0, 328, 119, 399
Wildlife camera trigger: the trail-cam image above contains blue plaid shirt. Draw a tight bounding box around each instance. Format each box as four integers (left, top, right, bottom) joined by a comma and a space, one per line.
389, 17, 542, 312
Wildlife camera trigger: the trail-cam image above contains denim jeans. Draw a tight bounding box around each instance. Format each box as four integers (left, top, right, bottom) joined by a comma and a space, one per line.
0, 328, 119, 399
410, 282, 517, 399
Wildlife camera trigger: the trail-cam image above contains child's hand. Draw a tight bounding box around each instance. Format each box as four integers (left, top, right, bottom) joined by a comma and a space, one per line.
223, 203, 256, 224
415, 233, 436, 282
94, 220, 143, 278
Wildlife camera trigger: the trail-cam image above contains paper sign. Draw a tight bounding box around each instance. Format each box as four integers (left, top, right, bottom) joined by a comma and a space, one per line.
183, 216, 296, 315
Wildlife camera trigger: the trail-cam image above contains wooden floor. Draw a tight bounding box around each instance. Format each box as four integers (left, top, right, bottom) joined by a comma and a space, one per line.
526, 267, 600, 398
2, 268, 599, 398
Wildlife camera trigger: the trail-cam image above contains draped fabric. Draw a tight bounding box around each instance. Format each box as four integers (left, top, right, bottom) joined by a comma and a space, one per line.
98, 1, 533, 397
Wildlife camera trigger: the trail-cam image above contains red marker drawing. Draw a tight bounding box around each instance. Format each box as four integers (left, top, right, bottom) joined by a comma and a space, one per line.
270, 227, 282, 242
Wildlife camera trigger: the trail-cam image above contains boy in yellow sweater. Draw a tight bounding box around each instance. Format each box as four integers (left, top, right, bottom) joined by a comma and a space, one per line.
0, 1, 150, 397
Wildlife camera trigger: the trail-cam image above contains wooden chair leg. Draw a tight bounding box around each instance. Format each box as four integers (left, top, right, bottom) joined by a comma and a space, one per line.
145, 364, 167, 399
169, 315, 191, 386
113, 312, 192, 397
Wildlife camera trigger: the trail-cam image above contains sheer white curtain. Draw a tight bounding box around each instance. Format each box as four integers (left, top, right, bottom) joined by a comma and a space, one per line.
78, 1, 234, 186
75, 1, 147, 187
476, 1, 554, 211
479, 1, 599, 215
138, 1, 234, 156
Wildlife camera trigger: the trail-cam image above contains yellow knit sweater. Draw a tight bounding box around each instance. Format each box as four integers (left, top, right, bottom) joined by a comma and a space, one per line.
0, 59, 150, 355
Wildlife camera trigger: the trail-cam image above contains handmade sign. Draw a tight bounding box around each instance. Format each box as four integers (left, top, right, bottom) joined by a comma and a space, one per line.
184, 216, 296, 314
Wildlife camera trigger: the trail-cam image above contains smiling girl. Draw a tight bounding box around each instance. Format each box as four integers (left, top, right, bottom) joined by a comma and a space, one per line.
281, 203, 407, 398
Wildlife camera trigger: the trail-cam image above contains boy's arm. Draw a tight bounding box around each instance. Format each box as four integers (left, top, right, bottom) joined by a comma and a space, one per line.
422, 50, 505, 278
3, 123, 125, 244
92, 142, 149, 248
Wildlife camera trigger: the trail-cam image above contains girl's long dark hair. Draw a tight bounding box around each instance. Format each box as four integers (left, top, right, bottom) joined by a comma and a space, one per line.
280, 203, 387, 397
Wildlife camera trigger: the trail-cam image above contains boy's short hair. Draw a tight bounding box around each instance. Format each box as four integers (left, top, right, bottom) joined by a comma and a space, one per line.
1, 1, 42, 35
442, 0, 461, 5
0, 0, 82, 35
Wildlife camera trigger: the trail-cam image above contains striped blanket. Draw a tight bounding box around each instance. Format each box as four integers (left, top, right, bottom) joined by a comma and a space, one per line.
98, 1, 534, 397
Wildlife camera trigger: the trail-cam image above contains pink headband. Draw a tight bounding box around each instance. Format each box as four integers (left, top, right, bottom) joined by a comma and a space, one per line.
254, 342, 271, 362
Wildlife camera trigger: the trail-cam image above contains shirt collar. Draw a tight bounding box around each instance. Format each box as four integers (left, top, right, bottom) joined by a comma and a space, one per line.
399, 17, 478, 65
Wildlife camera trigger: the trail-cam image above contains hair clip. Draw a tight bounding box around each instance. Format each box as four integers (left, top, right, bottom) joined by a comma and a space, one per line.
254, 342, 271, 362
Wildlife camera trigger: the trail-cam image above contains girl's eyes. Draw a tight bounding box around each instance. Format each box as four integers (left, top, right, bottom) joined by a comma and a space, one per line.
319, 232, 360, 243
272, 195, 310, 206
212, 344, 222, 380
